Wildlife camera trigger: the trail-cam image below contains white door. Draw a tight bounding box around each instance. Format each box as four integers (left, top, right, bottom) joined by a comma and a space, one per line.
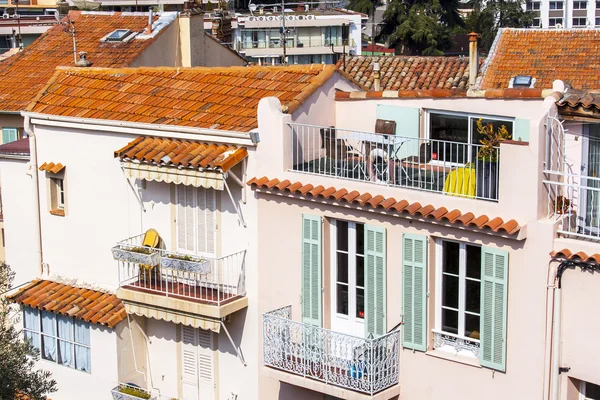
181, 325, 215, 400
330, 219, 365, 337
176, 186, 216, 257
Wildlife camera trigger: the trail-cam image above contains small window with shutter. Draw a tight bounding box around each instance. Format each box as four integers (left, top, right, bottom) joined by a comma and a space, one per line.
175, 185, 216, 257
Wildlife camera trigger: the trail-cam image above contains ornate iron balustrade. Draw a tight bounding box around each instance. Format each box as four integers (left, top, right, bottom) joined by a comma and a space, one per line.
432, 329, 480, 358
262, 306, 399, 395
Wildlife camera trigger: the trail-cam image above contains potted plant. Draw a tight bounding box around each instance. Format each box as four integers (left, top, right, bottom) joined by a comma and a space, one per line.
111, 384, 152, 400
556, 195, 572, 214
111, 245, 161, 267
160, 252, 210, 274
475, 119, 511, 200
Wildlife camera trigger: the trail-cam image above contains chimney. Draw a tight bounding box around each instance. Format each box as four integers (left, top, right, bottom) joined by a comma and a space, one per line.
146, 7, 153, 35
468, 32, 480, 88
373, 62, 381, 91
75, 51, 92, 67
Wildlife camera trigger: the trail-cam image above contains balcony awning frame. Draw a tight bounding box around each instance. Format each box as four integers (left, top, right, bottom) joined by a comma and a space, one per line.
121, 161, 226, 190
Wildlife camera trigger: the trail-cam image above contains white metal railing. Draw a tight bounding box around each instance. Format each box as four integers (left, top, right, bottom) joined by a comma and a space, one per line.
114, 235, 246, 306
111, 382, 174, 400
262, 306, 399, 395
239, 37, 344, 50
289, 123, 501, 201
432, 329, 480, 358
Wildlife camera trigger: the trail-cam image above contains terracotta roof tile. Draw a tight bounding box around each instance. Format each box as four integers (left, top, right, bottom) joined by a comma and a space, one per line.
336, 56, 483, 91
27, 64, 336, 131
480, 28, 600, 90
551, 249, 600, 264
8, 280, 126, 328
39, 162, 65, 174
248, 177, 521, 235
114, 136, 248, 172
0, 11, 168, 113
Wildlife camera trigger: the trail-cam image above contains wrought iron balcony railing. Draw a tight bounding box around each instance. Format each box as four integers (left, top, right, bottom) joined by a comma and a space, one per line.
262, 306, 399, 395
289, 123, 501, 201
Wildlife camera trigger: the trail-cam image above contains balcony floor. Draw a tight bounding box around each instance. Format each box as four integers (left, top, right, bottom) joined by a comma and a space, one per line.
123, 279, 241, 306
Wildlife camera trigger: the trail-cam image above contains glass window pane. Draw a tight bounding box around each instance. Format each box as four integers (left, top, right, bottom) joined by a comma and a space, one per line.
466, 245, 481, 279
24, 308, 39, 331
58, 340, 74, 368
57, 315, 73, 341
356, 223, 364, 255
356, 288, 364, 319
471, 118, 513, 156
465, 313, 480, 340
336, 284, 348, 315
442, 275, 459, 308
429, 113, 469, 163
75, 345, 91, 373
441, 308, 458, 335
337, 220, 348, 251
24, 331, 40, 351
465, 280, 481, 313
74, 320, 90, 346
442, 241, 460, 275
337, 253, 348, 284
41, 311, 56, 335
356, 256, 364, 288
42, 335, 57, 362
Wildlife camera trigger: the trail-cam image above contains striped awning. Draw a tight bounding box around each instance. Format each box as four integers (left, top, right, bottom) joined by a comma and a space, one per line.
121, 161, 225, 190
123, 301, 221, 333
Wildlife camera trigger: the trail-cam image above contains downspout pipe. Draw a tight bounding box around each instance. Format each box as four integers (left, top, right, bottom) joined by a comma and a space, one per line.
551, 259, 600, 400
24, 115, 43, 276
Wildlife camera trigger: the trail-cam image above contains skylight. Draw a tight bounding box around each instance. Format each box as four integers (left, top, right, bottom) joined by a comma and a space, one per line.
106, 29, 131, 42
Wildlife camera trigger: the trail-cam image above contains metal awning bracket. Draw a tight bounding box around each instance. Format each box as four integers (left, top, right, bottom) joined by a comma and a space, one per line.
220, 320, 247, 366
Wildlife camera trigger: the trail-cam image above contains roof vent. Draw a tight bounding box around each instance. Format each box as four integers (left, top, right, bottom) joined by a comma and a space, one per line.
509, 75, 535, 88
106, 29, 131, 42
74, 51, 92, 67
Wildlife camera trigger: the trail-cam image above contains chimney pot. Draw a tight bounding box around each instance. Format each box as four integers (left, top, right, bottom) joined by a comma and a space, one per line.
373, 62, 381, 91
75, 51, 92, 67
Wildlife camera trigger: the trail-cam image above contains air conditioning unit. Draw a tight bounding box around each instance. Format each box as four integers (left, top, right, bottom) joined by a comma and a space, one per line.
12, 14, 19, 19
2, 14, 9, 19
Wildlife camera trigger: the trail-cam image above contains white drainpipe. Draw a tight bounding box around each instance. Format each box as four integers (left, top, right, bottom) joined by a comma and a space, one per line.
551, 287, 561, 400
24, 115, 43, 276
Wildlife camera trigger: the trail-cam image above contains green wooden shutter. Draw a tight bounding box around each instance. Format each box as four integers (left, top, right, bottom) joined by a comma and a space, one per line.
2, 127, 18, 144
402, 233, 427, 351
302, 214, 322, 326
514, 118, 530, 142
480, 247, 509, 372
364, 225, 386, 337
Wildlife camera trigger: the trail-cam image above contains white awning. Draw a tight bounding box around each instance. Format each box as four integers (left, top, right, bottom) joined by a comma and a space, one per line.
124, 301, 221, 333
121, 161, 224, 190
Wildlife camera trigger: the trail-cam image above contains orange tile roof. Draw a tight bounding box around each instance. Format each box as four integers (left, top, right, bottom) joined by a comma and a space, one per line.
8, 280, 126, 328
39, 162, 65, 174
27, 64, 337, 132
480, 28, 600, 90
0, 11, 165, 113
337, 56, 482, 91
248, 176, 521, 235
115, 136, 248, 172
551, 249, 600, 264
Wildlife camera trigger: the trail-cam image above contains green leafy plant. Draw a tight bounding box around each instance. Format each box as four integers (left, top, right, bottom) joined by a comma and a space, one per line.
476, 118, 511, 162
556, 195, 571, 214
118, 385, 151, 399
128, 247, 155, 255
166, 254, 204, 262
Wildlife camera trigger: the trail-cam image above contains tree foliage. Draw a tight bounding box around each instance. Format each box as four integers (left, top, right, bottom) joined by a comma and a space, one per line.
380, 0, 462, 55
348, 0, 381, 17
0, 263, 56, 400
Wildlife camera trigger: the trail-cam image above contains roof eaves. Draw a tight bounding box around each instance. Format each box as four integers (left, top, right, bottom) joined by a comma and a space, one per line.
284, 64, 337, 114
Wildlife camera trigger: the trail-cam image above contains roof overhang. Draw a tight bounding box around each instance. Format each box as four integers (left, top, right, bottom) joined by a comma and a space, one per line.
121, 161, 226, 190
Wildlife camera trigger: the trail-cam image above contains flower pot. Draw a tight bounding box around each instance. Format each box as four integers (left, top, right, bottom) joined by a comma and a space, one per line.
476, 160, 498, 200
111, 246, 160, 266
160, 254, 210, 274
111, 386, 153, 400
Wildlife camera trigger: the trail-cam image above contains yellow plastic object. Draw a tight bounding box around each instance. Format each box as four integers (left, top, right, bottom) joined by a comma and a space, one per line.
140, 228, 161, 279
443, 167, 476, 198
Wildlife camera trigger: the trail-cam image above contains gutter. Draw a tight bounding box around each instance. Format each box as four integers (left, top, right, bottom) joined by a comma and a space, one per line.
22, 112, 257, 147
0, 153, 30, 161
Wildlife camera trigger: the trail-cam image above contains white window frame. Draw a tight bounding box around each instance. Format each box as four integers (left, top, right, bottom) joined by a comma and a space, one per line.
550, 1, 564, 9
573, 0, 588, 8
573, 17, 588, 26
23, 308, 91, 373
425, 110, 514, 166
433, 239, 481, 358
175, 186, 217, 257
549, 17, 564, 26
55, 177, 65, 209
580, 380, 600, 400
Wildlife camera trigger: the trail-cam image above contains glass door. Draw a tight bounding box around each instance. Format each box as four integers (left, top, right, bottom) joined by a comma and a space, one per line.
580, 124, 600, 235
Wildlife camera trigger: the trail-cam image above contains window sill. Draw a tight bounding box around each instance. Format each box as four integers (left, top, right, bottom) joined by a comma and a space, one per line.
426, 349, 482, 369
49, 209, 65, 217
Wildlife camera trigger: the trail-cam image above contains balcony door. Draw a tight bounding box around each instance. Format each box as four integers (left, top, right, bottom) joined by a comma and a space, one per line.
176, 185, 216, 257
330, 220, 365, 338
181, 325, 215, 400
580, 124, 600, 235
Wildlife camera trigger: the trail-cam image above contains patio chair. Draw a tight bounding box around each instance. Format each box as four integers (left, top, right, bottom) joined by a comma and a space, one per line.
323, 127, 365, 179
139, 228, 162, 283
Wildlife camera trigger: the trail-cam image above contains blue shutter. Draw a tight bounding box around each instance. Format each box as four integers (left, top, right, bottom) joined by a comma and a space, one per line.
376, 105, 420, 158
364, 225, 386, 337
302, 214, 322, 326
2, 127, 18, 144
480, 247, 509, 371
402, 233, 427, 351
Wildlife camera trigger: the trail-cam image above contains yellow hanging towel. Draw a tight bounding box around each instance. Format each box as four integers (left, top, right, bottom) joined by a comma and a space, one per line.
443, 166, 476, 198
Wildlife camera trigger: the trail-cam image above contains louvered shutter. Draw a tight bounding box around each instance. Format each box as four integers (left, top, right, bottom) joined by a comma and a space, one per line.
1, 128, 17, 144
197, 329, 215, 400
301, 214, 322, 326
197, 188, 217, 256
176, 185, 189, 252
181, 325, 199, 400
402, 233, 427, 351
365, 225, 386, 337
480, 247, 508, 372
